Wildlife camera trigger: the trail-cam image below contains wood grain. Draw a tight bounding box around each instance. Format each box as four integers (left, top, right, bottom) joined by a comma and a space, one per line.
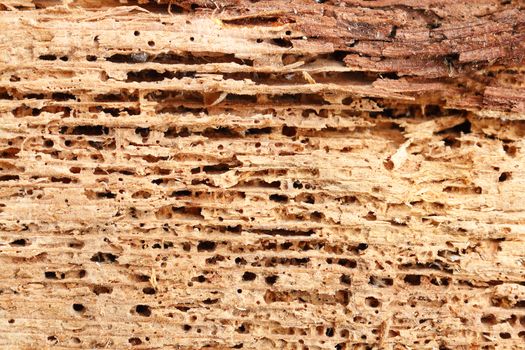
0, 0, 524, 349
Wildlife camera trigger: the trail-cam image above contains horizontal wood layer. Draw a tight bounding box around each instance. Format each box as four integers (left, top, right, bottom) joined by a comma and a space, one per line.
0, 1, 524, 349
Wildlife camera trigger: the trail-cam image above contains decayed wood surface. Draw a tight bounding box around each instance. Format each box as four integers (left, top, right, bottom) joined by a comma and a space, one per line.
0, 0, 525, 349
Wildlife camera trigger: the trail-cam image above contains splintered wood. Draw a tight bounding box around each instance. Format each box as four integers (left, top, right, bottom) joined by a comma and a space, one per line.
1, 0, 525, 349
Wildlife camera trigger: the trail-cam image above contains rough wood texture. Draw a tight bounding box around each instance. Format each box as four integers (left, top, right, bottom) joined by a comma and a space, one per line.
1, 0, 525, 349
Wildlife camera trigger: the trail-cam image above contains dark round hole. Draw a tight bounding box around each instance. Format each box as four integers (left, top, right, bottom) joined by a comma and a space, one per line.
129, 337, 142, 345
404, 274, 421, 285
135, 304, 151, 317
142, 287, 156, 295
365, 297, 380, 308
237, 324, 247, 333
242, 271, 256, 281
47, 336, 57, 342
44, 139, 54, 147
357, 243, 368, 251
499, 172, 511, 182
265, 275, 278, 285
72, 303, 85, 312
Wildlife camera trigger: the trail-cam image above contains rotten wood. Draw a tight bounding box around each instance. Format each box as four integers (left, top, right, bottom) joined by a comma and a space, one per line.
0, 0, 524, 349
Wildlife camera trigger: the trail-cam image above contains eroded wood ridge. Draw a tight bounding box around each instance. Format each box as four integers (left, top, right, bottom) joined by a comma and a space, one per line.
0, 0, 524, 349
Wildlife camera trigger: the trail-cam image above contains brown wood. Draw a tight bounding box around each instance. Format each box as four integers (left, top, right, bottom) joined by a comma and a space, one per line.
0, 0, 524, 349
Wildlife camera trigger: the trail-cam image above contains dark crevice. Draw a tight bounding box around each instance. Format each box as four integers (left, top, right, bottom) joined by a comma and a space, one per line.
90, 252, 118, 263
251, 228, 314, 237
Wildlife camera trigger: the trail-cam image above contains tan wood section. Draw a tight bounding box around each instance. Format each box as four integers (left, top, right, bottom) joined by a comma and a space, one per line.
0, 0, 524, 349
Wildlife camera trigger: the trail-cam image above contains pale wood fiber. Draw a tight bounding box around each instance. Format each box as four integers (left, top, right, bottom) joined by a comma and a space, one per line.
0, 0, 525, 349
